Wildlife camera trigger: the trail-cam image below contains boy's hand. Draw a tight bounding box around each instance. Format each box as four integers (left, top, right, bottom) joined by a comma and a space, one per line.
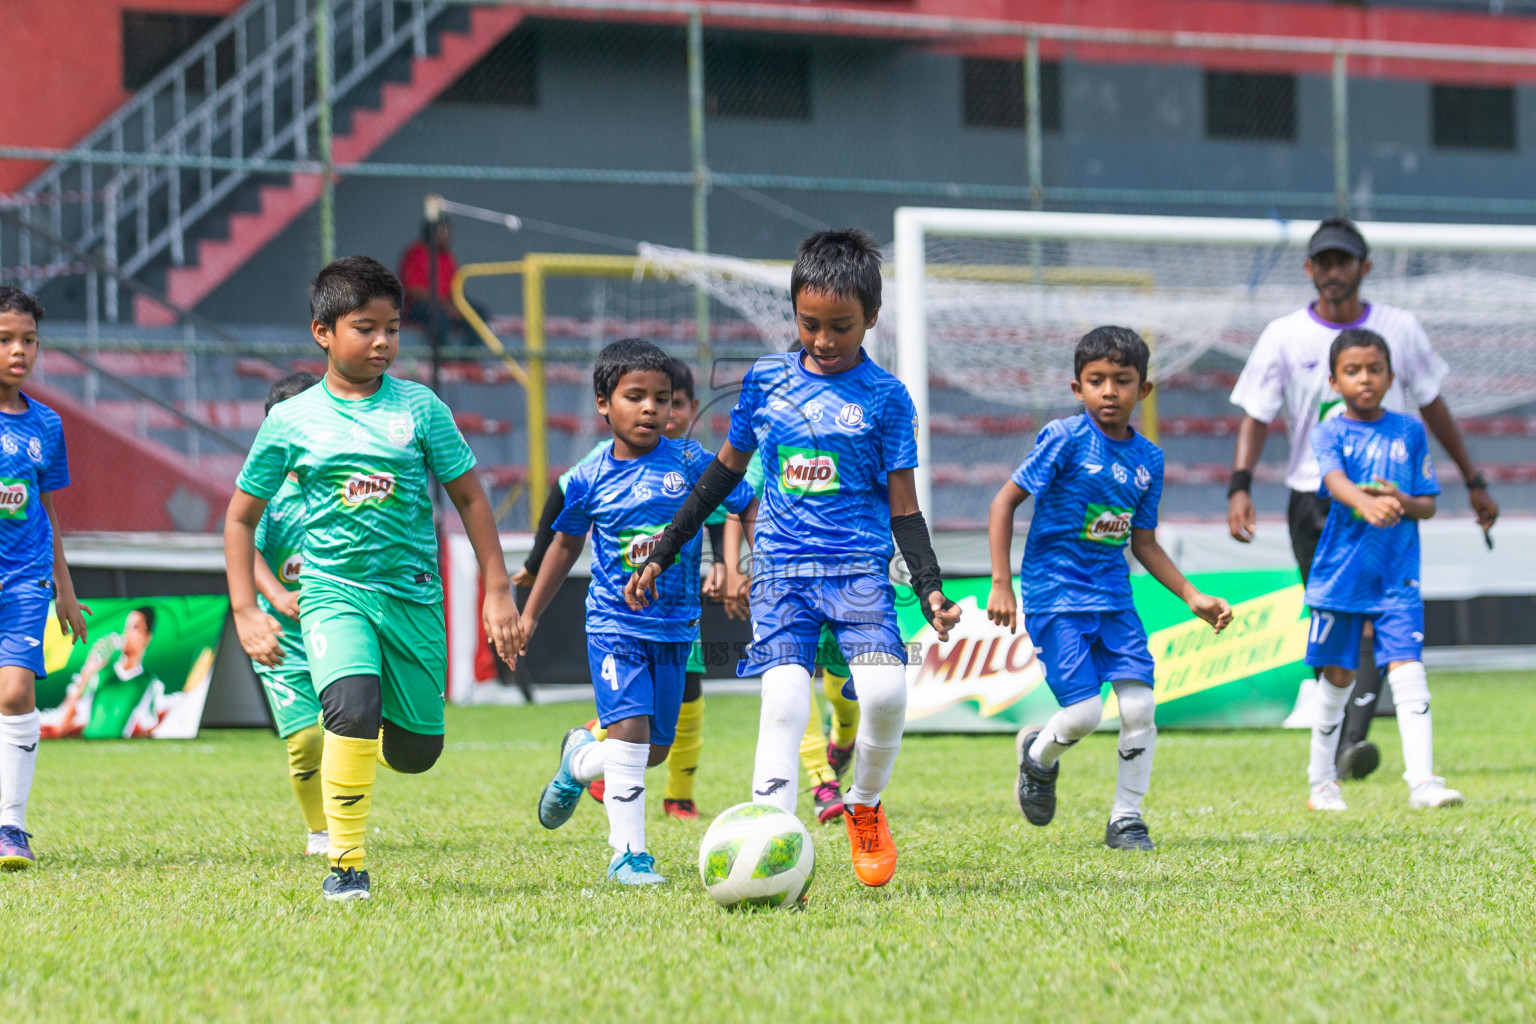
723, 570, 752, 621
234, 605, 284, 667
482, 587, 523, 668
510, 566, 534, 589
271, 588, 302, 622
1360, 478, 1401, 499
1361, 493, 1404, 528
625, 563, 662, 611
985, 579, 1017, 634
702, 561, 727, 602
55, 595, 92, 645
927, 591, 961, 642
1188, 592, 1233, 633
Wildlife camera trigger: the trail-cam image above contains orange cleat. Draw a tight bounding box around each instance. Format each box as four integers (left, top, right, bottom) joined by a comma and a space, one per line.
663, 798, 699, 820
844, 802, 897, 887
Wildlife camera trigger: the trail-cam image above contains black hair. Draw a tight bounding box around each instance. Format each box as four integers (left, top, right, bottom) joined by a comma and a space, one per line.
593, 338, 676, 401
790, 228, 882, 319
264, 371, 320, 415
0, 286, 44, 325
131, 606, 156, 634
1074, 326, 1150, 383
669, 357, 696, 402
309, 256, 403, 329
1330, 328, 1392, 375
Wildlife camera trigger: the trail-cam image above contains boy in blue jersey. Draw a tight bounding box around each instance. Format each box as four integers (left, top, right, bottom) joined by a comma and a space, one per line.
1302, 329, 1461, 812
626, 229, 961, 888
522, 339, 753, 885
987, 327, 1232, 851
0, 287, 91, 869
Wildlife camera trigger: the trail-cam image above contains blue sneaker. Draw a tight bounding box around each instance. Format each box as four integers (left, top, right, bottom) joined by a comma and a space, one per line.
321, 866, 371, 902
608, 849, 667, 886
538, 726, 596, 830
0, 825, 36, 869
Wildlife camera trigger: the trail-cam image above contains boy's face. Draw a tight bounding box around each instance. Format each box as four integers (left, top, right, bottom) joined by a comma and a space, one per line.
1330, 344, 1393, 414
1070, 357, 1152, 432
664, 390, 699, 440
794, 287, 874, 376
598, 368, 672, 450
313, 297, 400, 382
0, 310, 40, 391
1305, 250, 1370, 307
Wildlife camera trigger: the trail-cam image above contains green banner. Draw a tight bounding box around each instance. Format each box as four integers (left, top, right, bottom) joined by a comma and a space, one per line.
900, 570, 1308, 732
37, 596, 229, 740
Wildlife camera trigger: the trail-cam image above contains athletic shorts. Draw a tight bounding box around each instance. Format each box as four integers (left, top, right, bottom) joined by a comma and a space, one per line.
252, 610, 321, 738
688, 625, 846, 678
587, 632, 690, 745
0, 580, 52, 678
1305, 605, 1424, 671
687, 640, 706, 676
739, 573, 905, 681
299, 574, 447, 735
1024, 609, 1156, 707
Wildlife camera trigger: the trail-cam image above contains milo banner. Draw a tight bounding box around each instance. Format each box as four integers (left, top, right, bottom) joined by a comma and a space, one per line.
36, 596, 229, 740
901, 570, 1308, 732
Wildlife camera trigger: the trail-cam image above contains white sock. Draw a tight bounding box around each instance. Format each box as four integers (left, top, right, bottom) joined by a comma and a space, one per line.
602, 739, 650, 855
1309, 678, 1354, 787
1111, 681, 1157, 822
752, 665, 812, 813
1029, 696, 1103, 768
1388, 662, 1435, 786
845, 662, 908, 809
570, 737, 610, 784
0, 711, 40, 831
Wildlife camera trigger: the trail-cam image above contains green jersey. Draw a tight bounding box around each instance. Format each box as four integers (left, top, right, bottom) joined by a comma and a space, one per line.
236, 375, 476, 605
253, 475, 308, 667
82, 659, 158, 739
560, 439, 731, 526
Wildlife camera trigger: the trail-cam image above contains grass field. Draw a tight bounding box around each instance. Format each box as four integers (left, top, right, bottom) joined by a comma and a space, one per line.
3, 671, 1532, 1023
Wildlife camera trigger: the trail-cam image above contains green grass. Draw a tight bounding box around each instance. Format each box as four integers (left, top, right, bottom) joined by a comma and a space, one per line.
3, 672, 1533, 1023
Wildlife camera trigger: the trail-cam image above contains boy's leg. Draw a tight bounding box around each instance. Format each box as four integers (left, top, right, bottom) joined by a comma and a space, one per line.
1304, 609, 1364, 800
816, 626, 858, 777
1090, 612, 1159, 846
259, 659, 327, 840
739, 576, 821, 815
1109, 680, 1156, 825
1017, 613, 1105, 827
1336, 624, 1383, 780
800, 694, 836, 787
0, 587, 50, 864
663, 668, 705, 812
1372, 606, 1461, 805
378, 720, 444, 774
283, 722, 327, 838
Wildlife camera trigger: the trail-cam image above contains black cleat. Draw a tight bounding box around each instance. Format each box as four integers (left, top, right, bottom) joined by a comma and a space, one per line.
322, 866, 372, 902
1014, 726, 1059, 826
1105, 817, 1156, 851
1337, 740, 1380, 781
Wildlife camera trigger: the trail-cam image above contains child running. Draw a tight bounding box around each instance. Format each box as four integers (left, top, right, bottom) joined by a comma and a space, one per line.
523, 339, 753, 885
225, 257, 521, 902
987, 326, 1232, 851
627, 228, 960, 888
1302, 328, 1462, 812
0, 287, 90, 869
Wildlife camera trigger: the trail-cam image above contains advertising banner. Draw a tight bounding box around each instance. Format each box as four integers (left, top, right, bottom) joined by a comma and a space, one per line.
901, 570, 1308, 732
36, 596, 229, 740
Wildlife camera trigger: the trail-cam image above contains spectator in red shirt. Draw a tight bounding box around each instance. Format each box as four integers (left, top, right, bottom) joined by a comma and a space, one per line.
399, 217, 487, 343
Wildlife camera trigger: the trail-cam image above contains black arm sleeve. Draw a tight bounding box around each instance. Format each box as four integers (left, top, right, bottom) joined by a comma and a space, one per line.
522, 484, 567, 578
641, 458, 746, 574
705, 521, 726, 565
891, 511, 952, 625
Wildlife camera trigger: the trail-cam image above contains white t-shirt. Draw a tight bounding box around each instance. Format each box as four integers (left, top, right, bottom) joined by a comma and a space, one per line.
1230, 302, 1447, 492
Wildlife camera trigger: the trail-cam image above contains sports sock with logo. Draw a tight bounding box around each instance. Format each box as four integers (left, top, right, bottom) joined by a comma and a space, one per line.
0, 710, 41, 831
1309, 678, 1354, 787
603, 739, 651, 854
321, 731, 378, 869
1110, 681, 1157, 821
752, 664, 812, 813
823, 672, 860, 748
845, 662, 906, 808
799, 695, 836, 787
1387, 662, 1434, 786
1029, 697, 1103, 768
286, 723, 327, 833
664, 697, 705, 801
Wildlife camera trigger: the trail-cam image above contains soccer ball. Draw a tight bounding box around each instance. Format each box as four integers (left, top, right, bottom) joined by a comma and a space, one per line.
697, 802, 815, 910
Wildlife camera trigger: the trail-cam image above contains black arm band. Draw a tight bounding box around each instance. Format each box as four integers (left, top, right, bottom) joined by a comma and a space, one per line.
891, 512, 951, 625
1228, 469, 1253, 497
642, 458, 746, 574
705, 521, 726, 565
522, 484, 567, 577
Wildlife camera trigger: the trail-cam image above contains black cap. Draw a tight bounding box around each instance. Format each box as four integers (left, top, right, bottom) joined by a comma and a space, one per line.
1307, 218, 1368, 260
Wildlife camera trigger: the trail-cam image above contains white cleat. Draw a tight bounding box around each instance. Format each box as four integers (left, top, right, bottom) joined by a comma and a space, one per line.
1308, 781, 1348, 811
1408, 778, 1464, 809
305, 830, 330, 856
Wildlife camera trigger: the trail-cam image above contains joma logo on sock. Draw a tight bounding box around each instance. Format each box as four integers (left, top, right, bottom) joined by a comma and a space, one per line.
754, 778, 790, 797
1118, 747, 1146, 761
332, 794, 365, 806
610, 786, 645, 803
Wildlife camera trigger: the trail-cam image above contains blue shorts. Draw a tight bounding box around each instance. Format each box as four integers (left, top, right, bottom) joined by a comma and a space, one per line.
739, 573, 907, 684
586, 633, 690, 746
1305, 605, 1424, 671
1024, 609, 1156, 707
0, 581, 52, 678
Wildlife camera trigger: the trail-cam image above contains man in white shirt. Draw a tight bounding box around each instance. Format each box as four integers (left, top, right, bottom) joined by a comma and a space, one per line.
1227, 217, 1498, 780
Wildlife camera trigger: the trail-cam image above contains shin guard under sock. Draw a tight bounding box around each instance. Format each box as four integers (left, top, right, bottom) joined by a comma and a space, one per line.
1309, 680, 1353, 787
753, 665, 812, 813
322, 731, 378, 869
846, 663, 907, 808
0, 710, 41, 831
603, 739, 650, 854
1388, 662, 1434, 786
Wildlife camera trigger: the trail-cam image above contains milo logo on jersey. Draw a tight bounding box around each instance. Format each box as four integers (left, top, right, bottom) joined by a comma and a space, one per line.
0, 479, 27, 519
778, 446, 840, 496
1082, 504, 1133, 546
340, 471, 396, 508
278, 551, 303, 586
619, 526, 670, 571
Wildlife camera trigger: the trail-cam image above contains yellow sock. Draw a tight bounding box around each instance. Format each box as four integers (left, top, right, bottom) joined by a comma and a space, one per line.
286, 723, 327, 833
375, 727, 404, 773
590, 722, 609, 741
322, 731, 378, 870
665, 697, 705, 801
800, 694, 836, 787
824, 672, 861, 748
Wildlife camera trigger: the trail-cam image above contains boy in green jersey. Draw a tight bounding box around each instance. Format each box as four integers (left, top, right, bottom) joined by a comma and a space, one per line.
225, 257, 522, 903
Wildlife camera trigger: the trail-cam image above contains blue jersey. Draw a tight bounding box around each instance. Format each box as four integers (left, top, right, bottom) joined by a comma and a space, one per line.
554, 436, 754, 642
726, 350, 918, 579
0, 394, 69, 590
1305, 410, 1439, 614
1012, 414, 1164, 613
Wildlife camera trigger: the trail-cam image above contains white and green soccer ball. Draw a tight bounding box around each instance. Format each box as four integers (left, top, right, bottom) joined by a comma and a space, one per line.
698, 802, 815, 911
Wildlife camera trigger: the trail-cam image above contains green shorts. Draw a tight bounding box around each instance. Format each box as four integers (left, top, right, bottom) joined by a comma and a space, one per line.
816, 624, 849, 676
254, 610, 322, 738
299, 574, 448, 736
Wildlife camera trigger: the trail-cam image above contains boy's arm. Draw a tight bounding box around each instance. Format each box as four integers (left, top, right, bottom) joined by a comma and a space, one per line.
224, 489, 284, 666
888, 468, 961, 641
442, 470, 523, 667
253, 553, 301, 621
1361, 480, 1435, 520
520, 532, 585, 640
40, 493, 91, 645
1322, 470, 1405, 528
1130, 528, 1233, 632
721, 503, 754, 621
986, 481, 1029, 634
513, 483, 567, 588
625, 441, 752, 610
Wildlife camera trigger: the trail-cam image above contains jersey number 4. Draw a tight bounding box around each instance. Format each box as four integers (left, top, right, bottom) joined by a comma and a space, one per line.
601, 654, 619, 690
